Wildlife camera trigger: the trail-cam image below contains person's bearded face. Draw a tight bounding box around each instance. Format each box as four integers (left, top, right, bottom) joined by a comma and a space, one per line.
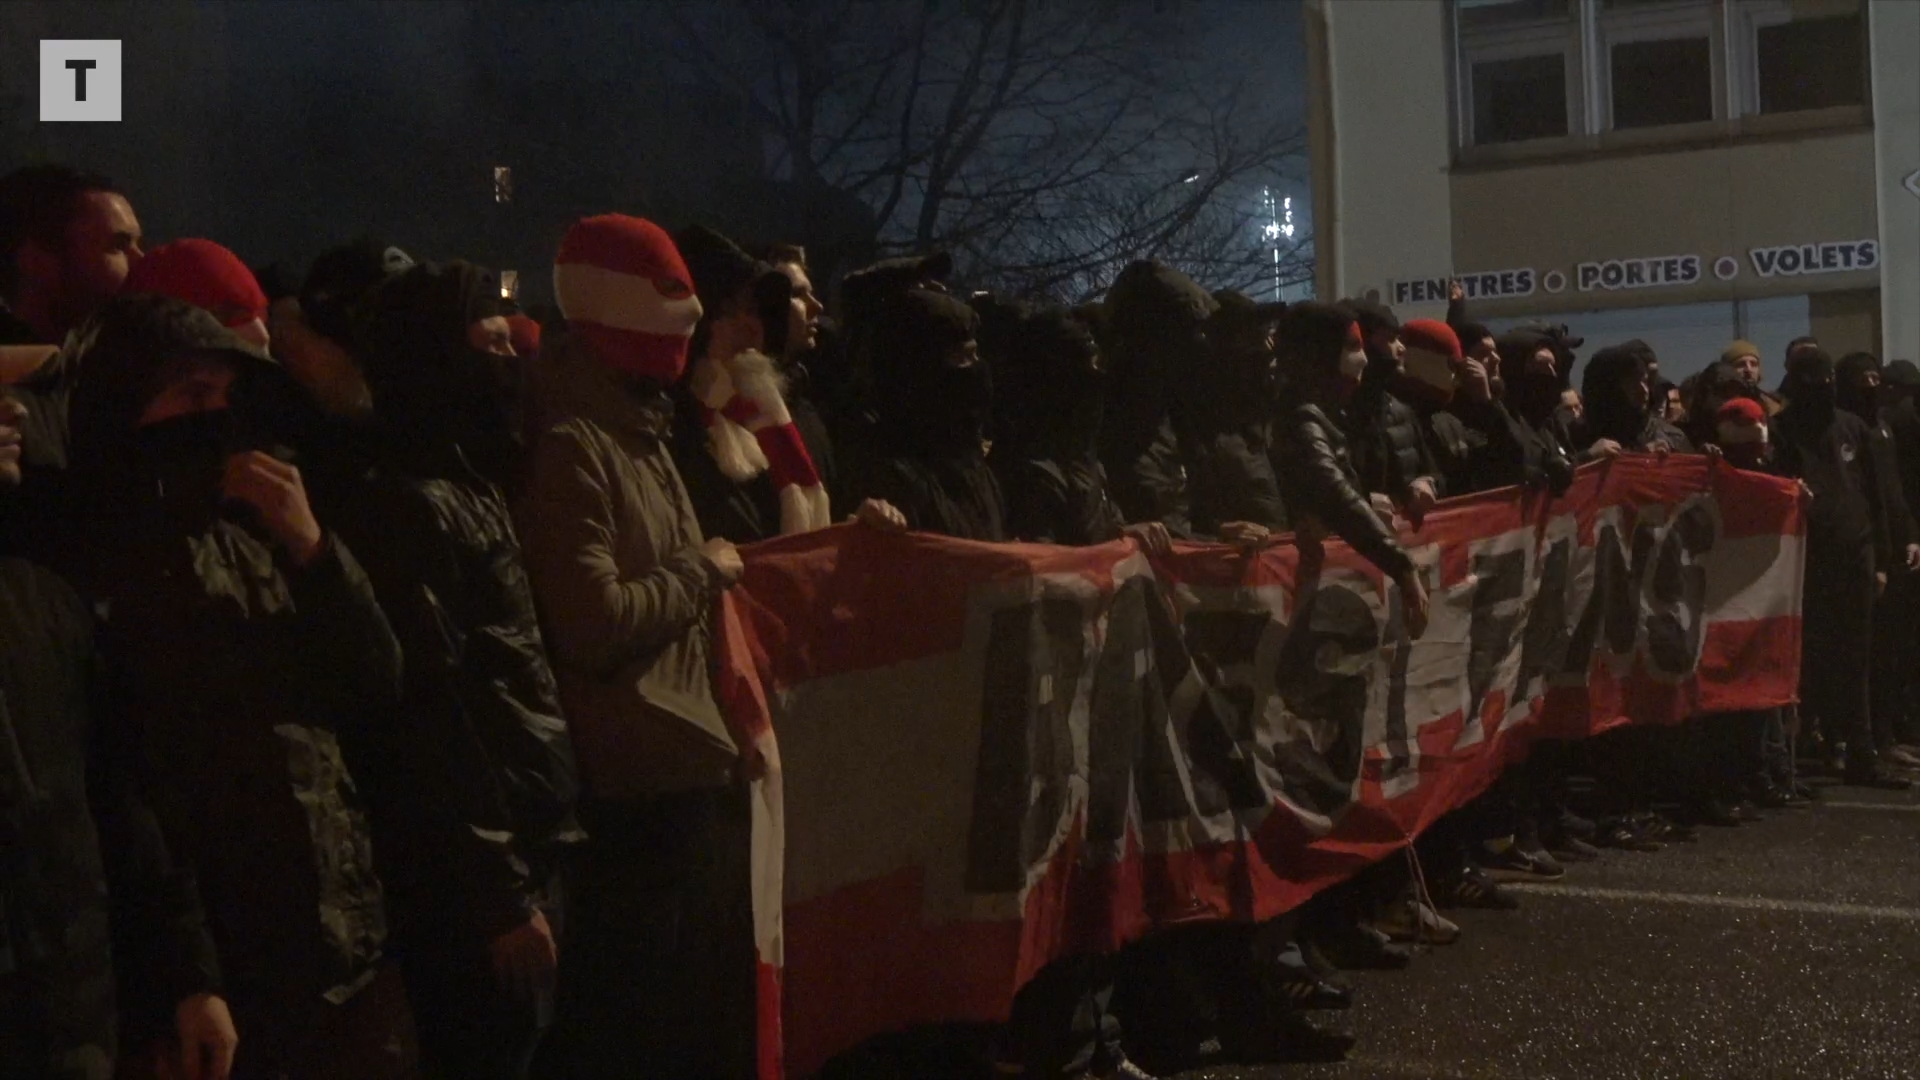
1734, 354, 1762, 386
29, 191, 144, 332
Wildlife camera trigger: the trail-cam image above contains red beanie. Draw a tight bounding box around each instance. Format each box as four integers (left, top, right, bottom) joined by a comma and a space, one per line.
1715, 396, 1768, 445
1401, 319, 1461, 361
553, 214, 701, 383
504, 313, 542, 357
1401, 318, 1462, 403
123, 239, 267, 328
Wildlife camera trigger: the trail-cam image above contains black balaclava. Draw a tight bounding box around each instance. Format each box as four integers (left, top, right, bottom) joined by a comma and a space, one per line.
1834, 351, 1881, 422
1276, 300, 1360, 404
1780, 347, 1837, 431
356, 260, 524, 487
840, 251, 955, 413
1189, 290, 1283, 430
986, 298, 1104, 460
870, 287, 988, 458
1496, 328, 1561, 427
1581, 344, 1651, 446
1881, 359, 1920, 411
1104, 260, 1218, 446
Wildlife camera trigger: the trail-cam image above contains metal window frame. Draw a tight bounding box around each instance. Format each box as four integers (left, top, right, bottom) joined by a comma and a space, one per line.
1732, 0, 1870, 118
1454, 8, 1583, 148
1593, 0, 1723, 131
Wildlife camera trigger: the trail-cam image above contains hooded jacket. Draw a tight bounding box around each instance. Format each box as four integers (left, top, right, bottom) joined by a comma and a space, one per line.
1098, 262, 1210, 539
1272, 302, 1413, 580
62, 296, 399, 1062
1495, 329, 1581, 454
852, 288, 1007, 541
1577, 344, 1691, 457
516, 329, 737, 799
1773, 352, 1890, 579
1177, 290, 1290, 533
0, 543, 220, 1076
984, 300, 1126, 546
1834, 352, 1916, 556
336, 261, 580, 946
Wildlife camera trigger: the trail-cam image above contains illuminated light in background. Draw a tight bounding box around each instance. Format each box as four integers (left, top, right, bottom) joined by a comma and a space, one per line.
493, 165, 513, 204
500, 270, 519, 299
1282, 196, 1295, 239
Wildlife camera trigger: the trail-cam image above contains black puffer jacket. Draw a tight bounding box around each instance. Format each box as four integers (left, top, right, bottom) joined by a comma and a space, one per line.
1, 552, 220, 1076
64, 296, 399, 1063
1345, 383, 1441, 504
339, 262, 580, 949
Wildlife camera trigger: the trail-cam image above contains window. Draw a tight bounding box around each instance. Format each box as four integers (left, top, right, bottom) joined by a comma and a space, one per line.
1473, 55, 1570, 143
1454, 0, 1576, 148
1453, 0, 1866, 156
1609, 36, 1713, 128
1755, 14, 1864, 113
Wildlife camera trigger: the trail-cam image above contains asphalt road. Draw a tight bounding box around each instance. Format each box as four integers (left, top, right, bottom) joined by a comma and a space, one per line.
1189, 780, 1920, 1080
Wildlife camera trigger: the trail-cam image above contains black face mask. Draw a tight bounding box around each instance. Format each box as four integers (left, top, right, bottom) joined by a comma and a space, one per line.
1796, 381, 1836, 410
135, 410, 242, 527
928, 361, 993, 454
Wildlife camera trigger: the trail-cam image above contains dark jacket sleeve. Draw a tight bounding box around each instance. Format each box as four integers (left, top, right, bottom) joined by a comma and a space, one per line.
1279, 408, 1414, 580
1001, 460, 1073, 545
343, 488, 571, 938
281, 532, 405, 730
87, 608, 222, 1034
1860, 422, 1906, 568
1187, 431, 1290, 534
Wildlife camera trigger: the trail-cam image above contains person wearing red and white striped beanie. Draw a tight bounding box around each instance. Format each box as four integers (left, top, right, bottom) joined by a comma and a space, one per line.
552, 213, 703, 385
519, 213, 762, 1076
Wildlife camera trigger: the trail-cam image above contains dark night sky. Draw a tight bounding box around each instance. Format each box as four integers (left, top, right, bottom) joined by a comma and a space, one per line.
2, 0, 1308, 294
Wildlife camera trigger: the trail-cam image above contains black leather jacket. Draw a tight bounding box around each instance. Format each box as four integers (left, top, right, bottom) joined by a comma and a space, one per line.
1275, 401, 1414, 580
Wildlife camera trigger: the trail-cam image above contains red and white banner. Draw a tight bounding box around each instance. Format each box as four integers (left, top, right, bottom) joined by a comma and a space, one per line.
714, 455, 1806, 1078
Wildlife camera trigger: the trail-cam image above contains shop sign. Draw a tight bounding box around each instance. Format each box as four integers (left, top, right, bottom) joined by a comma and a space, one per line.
1577, 255, 1702, 292
1392, 268, 1535, 305
1749, 240, 1878, 278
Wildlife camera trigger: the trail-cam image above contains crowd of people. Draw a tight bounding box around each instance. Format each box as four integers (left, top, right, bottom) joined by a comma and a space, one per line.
1, 161, 1916, 1080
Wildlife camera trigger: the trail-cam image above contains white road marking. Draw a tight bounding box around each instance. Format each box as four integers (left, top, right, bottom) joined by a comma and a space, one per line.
1343, 1057, 1515, 1080
1504, 882, 1920, 920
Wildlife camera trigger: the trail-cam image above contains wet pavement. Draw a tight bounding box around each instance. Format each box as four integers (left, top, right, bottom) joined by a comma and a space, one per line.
1188, 782, 1920, 1080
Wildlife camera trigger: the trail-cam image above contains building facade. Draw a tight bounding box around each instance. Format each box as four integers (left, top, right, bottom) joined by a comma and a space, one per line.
1305, 0, 1919, 384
